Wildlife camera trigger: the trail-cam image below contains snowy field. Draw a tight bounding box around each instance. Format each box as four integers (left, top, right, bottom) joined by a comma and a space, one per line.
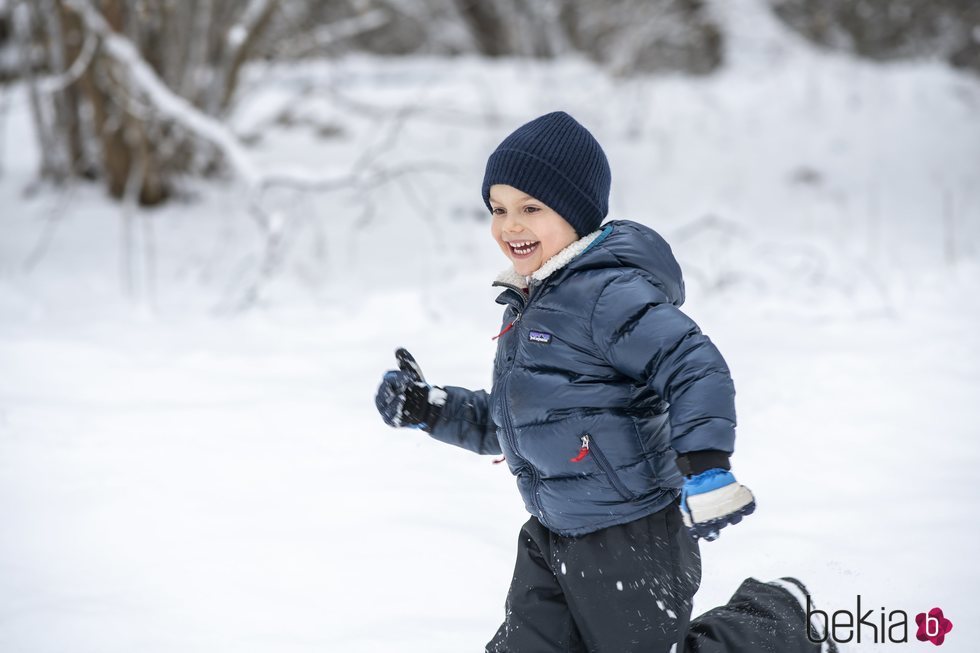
2, 7, 980, 652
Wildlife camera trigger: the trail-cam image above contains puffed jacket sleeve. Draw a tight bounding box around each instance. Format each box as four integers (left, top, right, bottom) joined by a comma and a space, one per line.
425, 385, 502, 455
590, 273, 736, 462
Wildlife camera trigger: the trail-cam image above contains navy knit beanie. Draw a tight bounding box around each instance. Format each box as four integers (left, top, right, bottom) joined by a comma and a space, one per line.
482, 111, 612, 238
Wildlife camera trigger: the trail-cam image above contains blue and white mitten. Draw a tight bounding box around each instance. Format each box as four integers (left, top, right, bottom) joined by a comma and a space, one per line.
680, 468, 756, 541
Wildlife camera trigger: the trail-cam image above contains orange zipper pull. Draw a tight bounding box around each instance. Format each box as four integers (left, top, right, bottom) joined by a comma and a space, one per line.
570, 434, 590, 463
492, 320, 515, 340
491, 313, 522, 340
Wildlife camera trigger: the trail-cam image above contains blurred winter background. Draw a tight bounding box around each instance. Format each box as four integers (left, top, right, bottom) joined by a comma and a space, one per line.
0, 0, 978, 651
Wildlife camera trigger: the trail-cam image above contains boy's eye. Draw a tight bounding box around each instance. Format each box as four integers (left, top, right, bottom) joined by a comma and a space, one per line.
490, 206, 539, 215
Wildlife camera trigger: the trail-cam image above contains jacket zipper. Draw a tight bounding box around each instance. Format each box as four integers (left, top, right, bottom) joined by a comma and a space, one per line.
498, 373, 544, 519
492, 282, 545, 520
573, 432, 636, 501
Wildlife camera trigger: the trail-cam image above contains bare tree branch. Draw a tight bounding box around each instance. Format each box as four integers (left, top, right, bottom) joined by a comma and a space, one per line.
13, 2, 53, 176
65, 0, 263, 181
272, 8, 389, 59
37, 29, 96, 93
62, 0, 410, 196
207, 0, 278, 113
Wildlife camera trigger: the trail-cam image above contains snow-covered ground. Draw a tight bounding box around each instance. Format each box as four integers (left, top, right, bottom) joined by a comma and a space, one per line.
1, 9, 979, 652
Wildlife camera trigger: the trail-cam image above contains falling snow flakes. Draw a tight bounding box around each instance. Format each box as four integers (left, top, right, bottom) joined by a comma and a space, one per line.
616, 581, 624, 591
561, 562, 567, 575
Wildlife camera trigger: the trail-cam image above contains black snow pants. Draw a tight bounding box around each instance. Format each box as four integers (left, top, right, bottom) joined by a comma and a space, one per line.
486, 497, 819, 653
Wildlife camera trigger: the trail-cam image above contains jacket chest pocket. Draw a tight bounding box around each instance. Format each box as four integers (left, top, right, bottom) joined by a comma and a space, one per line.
570, 433, 637, 501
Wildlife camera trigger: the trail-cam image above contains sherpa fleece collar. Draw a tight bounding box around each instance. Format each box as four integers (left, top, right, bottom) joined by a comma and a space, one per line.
492, 227, 606, 288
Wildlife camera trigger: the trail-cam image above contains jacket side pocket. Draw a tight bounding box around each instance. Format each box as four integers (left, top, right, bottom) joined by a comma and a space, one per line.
581, 433, 637, 501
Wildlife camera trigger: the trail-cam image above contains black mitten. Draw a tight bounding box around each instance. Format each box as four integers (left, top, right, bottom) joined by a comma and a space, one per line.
374, 348, 446, 431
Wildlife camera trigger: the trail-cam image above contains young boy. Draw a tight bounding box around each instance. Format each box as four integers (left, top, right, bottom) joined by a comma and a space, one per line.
376, 111, 834, 653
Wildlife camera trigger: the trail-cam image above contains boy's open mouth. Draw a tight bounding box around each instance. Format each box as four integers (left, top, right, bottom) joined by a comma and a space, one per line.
508, 240, 540, 258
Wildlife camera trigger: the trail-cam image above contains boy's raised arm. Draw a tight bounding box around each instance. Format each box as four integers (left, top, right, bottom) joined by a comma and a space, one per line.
375, 349, 501, 456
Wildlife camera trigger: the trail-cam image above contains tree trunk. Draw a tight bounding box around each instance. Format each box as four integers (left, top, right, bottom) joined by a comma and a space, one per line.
23, 0, 279, 205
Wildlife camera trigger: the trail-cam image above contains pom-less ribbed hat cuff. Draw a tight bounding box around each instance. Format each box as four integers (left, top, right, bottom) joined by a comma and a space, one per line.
482, 148, 604, 237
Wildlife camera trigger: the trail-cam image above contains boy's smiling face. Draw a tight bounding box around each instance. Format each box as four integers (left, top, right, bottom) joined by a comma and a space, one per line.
489, 184, 579, 277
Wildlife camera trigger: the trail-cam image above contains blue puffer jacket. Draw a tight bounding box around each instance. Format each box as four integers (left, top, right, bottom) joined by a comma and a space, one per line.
427, 219, 737, 536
